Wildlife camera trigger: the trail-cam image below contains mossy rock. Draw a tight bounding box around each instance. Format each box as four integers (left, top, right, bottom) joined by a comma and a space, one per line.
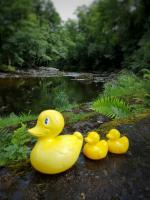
98, 110, 150, 134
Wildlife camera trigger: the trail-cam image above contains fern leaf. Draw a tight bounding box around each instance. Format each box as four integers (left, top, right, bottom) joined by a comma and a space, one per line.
92, 96, 131, 119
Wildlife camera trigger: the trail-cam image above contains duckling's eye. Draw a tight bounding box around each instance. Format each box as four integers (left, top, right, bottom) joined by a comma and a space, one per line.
45, 118, 49, 125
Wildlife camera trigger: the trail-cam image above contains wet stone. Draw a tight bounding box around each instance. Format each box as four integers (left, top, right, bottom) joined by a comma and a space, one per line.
0, 117, 150, 200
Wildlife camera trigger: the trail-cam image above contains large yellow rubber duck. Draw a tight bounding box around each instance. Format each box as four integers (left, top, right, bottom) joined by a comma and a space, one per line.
106, 129, 129, 154
83, 131, 108, 160
28, 110, 83, 174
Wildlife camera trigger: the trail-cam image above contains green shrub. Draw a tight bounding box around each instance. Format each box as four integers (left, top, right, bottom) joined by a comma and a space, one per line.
102, 71, 147, 102
0, 65, 16, 73
36, 79, 75, 112
127, 32, 150, 72
51, 89, 71, 110
0, 124, 32, 166
50, 81, 75, 111
142, 69, 150, 80
92, 71, 150, 119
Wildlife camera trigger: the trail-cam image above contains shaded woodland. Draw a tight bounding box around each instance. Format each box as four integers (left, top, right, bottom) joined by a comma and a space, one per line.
0, 0, 150, 72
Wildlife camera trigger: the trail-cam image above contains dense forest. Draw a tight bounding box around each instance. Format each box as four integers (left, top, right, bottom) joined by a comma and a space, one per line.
0, 0, 150, 72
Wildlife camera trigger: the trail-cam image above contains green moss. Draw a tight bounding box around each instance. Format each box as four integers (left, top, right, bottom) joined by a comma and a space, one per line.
64, 111, 97, 124
98, 110, 150, 134
8, 159, 31, 173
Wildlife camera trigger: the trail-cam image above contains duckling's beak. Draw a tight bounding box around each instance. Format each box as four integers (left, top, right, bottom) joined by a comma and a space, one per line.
28, 125, 46, 137
85, 137, 92, 143
106, 133, 110, 139
106, 133, 115, 139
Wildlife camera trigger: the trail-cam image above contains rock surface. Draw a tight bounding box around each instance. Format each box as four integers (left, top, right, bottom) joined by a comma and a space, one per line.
0, 117, 150, 200
0, 67, 60, 78
0, 68, 117, 83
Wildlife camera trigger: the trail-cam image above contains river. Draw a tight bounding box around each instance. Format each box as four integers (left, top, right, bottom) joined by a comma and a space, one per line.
0, 72, 107, 116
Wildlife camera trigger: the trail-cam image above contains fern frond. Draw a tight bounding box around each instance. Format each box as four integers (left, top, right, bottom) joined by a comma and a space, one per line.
92, 96, 131, 119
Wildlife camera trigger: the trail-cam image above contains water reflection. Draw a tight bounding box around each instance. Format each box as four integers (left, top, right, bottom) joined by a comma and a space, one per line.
0, 76, 103, 116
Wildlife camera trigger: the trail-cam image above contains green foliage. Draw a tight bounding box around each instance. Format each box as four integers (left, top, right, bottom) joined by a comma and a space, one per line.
102, 71, 147, 102
51, 89, 71, 111
11, 124, 31, 145
92, 96, 131, 119
0, 0, 64, 68
126, 31, 150, 71
0, 113, 36, 129
50, 81, 75, 111
62, 0, 150, 71
92, 71, 150, 119
4, 18, 52, 68
142, 70, 150, 107
0, 0, 150, 71
33, 0, 61, 26
0, 65, 16, 73
142, 69, 150, 79
0, 124, 32, 166
30, 78, 76, 112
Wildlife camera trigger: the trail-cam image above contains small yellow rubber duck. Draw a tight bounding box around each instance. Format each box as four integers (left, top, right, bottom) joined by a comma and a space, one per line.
106, 129, 129, 154
28, 110, 83, 174
83, 131, 108, 160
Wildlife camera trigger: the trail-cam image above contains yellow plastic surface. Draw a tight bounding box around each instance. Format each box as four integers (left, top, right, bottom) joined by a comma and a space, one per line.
28, 110, 83, 174
83, 131, 108, 160
106, 129, 129, 154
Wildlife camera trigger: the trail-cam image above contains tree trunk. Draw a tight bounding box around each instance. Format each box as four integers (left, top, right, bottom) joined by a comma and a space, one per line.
8, 57, 11, 66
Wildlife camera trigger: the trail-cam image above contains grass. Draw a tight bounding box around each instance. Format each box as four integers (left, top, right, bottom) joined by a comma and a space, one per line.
0, 102, 93, 131
0, 113, 36, 129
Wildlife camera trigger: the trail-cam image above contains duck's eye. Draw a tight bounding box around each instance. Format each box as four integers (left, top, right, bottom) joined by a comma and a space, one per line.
45, 118, 49, 125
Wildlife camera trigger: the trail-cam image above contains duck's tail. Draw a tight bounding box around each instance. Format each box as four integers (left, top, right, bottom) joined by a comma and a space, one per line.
73, 131, 83, 140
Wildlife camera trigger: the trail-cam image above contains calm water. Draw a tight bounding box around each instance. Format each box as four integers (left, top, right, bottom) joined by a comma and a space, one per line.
0, 76, 103, 116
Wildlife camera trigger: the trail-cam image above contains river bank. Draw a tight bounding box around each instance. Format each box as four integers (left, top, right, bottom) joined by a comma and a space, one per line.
0, 67, 117, 82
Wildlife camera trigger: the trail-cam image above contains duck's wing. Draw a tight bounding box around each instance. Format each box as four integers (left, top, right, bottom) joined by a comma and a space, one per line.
120, 136, 129, 145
